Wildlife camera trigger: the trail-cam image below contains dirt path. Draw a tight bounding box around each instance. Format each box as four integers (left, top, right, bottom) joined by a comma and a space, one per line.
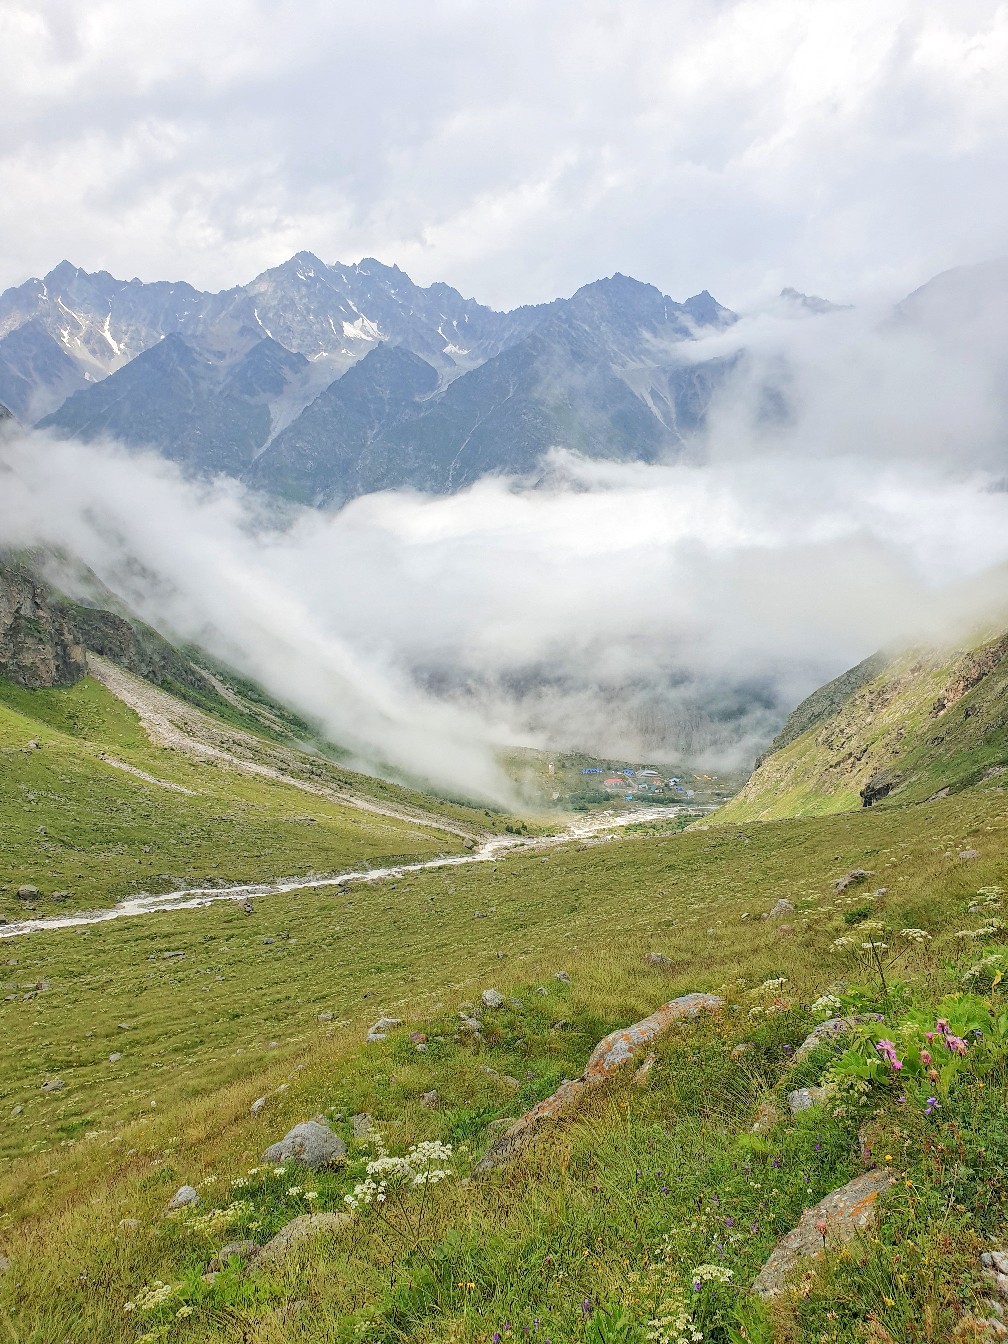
88, 655, 481, 841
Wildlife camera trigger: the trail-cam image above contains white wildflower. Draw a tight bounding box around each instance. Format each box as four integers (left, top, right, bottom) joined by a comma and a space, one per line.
900, 928, 932, 943
810, 993, 842, 1016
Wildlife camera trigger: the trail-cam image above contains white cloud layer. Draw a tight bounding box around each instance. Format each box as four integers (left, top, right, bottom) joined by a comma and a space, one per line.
2, 294, 1008, 803
2, 1, 1007, 306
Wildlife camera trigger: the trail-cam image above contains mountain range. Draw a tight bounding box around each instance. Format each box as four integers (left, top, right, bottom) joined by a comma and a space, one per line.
0, 254, 736, 503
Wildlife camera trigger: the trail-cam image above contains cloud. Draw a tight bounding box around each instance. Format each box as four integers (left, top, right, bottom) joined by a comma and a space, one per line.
1, 1, 1008, 307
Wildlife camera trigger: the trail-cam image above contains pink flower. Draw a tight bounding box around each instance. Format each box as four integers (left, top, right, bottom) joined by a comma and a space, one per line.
876, 1039, 903, 1070
919, 1049, 931, 1066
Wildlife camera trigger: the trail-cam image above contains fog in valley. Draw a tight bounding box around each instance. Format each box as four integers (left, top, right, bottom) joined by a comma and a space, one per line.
3, 272, 1008, 803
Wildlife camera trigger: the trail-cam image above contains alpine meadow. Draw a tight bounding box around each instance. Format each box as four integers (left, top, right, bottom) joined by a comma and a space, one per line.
3, 4, 1008, 1344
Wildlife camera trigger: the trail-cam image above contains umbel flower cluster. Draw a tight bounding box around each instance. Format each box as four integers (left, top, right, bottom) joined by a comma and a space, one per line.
344, 1137, 454, 1210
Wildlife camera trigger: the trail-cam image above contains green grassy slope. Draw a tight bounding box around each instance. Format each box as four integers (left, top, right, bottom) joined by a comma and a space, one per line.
0, 676, 492, 920
718, 630, 1008, 823
1, 784, 1006, 1342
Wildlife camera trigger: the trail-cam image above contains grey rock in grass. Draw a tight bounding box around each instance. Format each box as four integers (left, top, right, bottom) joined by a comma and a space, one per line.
11, 1104, 23, 1117
959, 849, 980, 861
40, 1078, 64, 1093
254, 1211, 352, 1265
644, 952, 676, 971
481, 988, 505, 1010
167, 1186, 200, 1210
753, 1168, 895, 1297
787, 1086, 830, 1114
422, 1090, 441, 1108
250, 1096, 268, 1116
555, 971, 571, 983
209, 1240, 258, 1271
366, 1016, 401, 1043
318, 1011, 333, 1023
118, 1218, 141, 1231
350, 1113, 373, 1140
834, 870, 871, 893
0, 1252, 9, 1274
16, 886, 39, 901
792, 1017, 860, 1062
263, 1120, 347, 1170
108, 1052, 122, 1063
765, 898, 795, 921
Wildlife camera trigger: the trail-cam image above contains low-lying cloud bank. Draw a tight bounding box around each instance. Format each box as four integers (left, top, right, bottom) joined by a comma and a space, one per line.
2, 285, 1008, 804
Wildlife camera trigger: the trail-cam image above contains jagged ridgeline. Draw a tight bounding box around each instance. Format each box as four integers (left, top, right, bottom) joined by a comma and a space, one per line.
0, 256, 735, 505
719, 626, 1008, 821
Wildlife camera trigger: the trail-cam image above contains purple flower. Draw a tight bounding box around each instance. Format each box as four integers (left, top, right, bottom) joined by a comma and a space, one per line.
924, 1096, 940, 1117
725, 1217, 734, 1227
876, 1039, 903, 1071
494, 1335, 501, 1343
692, 1278, 702, 1292
581, 1299, 593, 1316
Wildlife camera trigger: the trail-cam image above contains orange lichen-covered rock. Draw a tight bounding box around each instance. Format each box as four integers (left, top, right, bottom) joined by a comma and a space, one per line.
473, 992, 722, 1175
753, 1168, 896, 1298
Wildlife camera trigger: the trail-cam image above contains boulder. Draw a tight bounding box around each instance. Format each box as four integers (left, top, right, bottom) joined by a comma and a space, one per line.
167, 1186, 200, 1211
753, 1169, 895, 1297
254, 1211, 352, 1266
40, 1078, 64, 1093
474, 992, 722, 1175
250, 1096, 267, 1117
16, 886, 39, 901
959, 849, 980, 862
108, 1052, 122, 1063
366, 1016, 401, 1043
263, 1120, 347, 1170
766, 898, 795, 921
481, 989, 505, 1010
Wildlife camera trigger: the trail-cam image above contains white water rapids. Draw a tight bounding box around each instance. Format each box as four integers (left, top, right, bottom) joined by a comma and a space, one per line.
0, 806, 709, 941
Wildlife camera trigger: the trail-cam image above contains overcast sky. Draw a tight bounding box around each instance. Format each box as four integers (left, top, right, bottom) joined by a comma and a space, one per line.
2, 1, 1007, 309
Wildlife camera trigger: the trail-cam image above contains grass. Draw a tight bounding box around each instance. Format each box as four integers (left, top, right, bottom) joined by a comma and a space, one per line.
1, 780, 1007, 1341
0, 676, 492, 919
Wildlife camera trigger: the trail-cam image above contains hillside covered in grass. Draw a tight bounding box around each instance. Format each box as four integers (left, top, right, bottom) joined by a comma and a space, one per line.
718, 628, 1008, 824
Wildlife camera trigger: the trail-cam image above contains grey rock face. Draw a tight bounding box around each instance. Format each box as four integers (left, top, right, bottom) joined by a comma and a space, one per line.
481, 989, 505, 1010
167, 1186, 200, 1210
0, 561, 87, 691
263, 1120, 347, 1170
753, 1169, 895, 1297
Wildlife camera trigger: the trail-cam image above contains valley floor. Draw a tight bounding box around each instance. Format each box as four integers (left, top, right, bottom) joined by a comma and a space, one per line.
2, 781, 1008, 1342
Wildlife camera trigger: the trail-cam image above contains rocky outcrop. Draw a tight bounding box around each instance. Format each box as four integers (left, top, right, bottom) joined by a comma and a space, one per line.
0, 559, 87, 688
474, 992, 722, 1175
753, 1168, 895, 1297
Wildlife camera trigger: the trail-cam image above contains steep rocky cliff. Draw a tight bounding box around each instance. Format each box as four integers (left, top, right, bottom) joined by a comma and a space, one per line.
0, 559, 88, 688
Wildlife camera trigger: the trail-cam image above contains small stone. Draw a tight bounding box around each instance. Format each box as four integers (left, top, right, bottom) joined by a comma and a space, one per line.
117, 1022, 133, 1030
251, 1096, 267, 1116
644, 952, 676, 971
118, 1218, 141, 1231
350, 1113, 373, 1140
787, 1086, 830, 1114
792, 1017, 859, 1063
263, 937, 275, 945
555, 971, 571, 983
317, 1011, 333, 1023
16, 886, 39, 901
959, 849, 980, 861
109, 1052, 122, 1063
834, 870, 871, 893
409, 1031, 427, 1045
40, 1078, 64, 1093
422, 1090, 440, 1108
481, 988, 505, 1010
263, 1120, 347, 1170
0, 1252, 9, 1274
367, 1016, 401, 1043
11, 1104, 23, 1117
167, 1186, 199, 1210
